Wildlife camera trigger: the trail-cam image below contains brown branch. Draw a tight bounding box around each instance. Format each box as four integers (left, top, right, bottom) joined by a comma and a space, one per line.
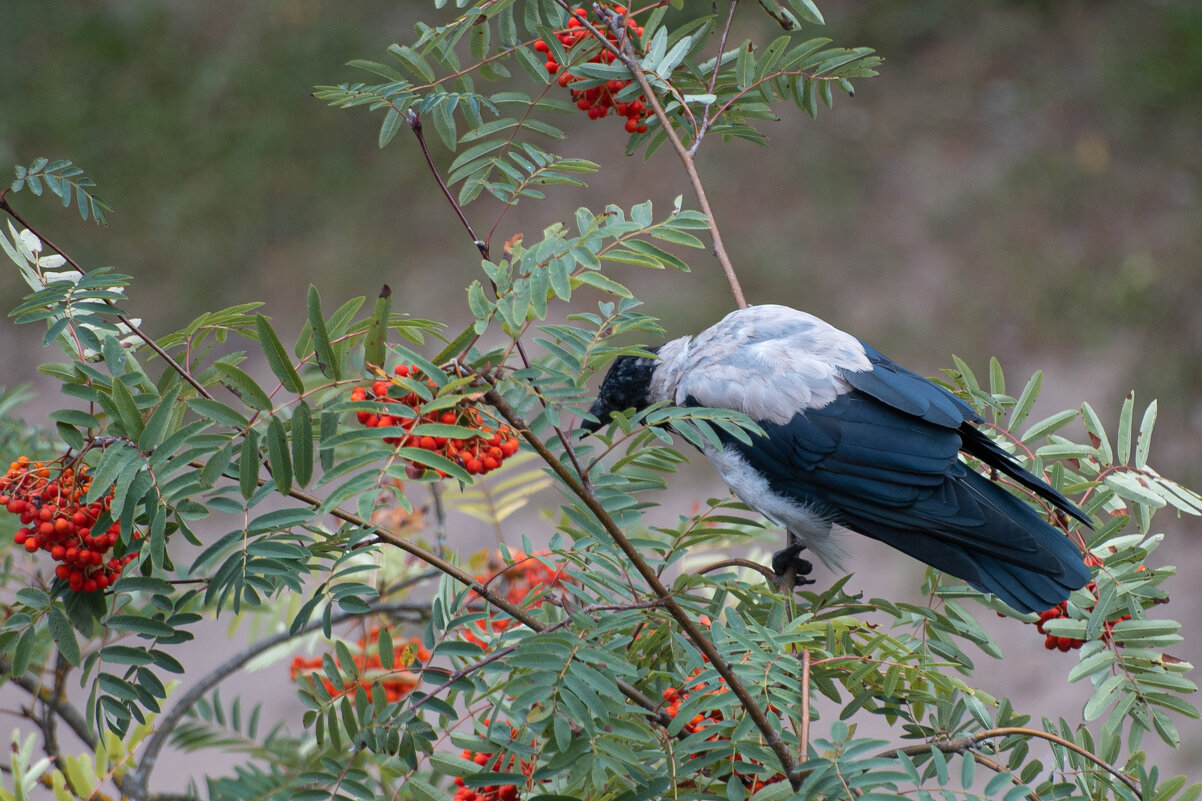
694, 557, 778, 585
882, 726, 1140, 798
406, 111, 489, 259
483, 385, 799, 788
799, 648, 811, 762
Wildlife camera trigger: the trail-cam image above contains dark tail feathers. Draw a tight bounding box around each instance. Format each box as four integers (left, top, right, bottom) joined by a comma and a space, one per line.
959, 423, 1092, 528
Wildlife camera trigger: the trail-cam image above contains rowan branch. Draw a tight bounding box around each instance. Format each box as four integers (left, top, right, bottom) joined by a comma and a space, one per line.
483, 385, 800, 788
881, 726, 1140, 798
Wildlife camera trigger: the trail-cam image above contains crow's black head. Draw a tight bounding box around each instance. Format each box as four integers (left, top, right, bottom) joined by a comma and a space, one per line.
582, 350, 660, 433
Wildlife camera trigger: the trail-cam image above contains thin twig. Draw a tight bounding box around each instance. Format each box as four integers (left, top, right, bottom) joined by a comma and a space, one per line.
406, 111, 489, 259
513, 339, 592, 490
799, 648, 811, 762
694, 557, 778, 584
693, 0, 741, 154
881, 726, 1140, 798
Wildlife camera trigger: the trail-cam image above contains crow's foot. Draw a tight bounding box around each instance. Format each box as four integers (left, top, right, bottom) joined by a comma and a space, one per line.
771, 542, 815, 591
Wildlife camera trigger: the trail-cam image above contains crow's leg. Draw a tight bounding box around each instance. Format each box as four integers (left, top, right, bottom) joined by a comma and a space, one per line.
771, 532, 814, 590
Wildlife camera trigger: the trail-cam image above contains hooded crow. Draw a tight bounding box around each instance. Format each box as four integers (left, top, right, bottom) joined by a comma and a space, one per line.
583, 304, 1091, 613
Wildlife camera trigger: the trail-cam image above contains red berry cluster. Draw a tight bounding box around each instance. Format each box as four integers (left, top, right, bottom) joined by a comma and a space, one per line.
1031, 556, 1141, 652
463, 550, 571, 648
661, 666, 787, 793
535, 6, 651, 134
453, 722, 537, 801
289, 626, 430, 704
350, 364, 520, 478
1, 457, 138, 593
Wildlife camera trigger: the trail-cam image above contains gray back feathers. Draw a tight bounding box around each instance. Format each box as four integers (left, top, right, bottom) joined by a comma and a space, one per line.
652, 305, 870, 425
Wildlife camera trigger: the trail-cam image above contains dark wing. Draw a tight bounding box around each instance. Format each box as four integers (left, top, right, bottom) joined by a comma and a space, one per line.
849, 343, 1091, 525
710, 348, 1090, 613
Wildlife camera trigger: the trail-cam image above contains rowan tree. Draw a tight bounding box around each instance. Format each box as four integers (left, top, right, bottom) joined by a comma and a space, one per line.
0, 3, 1197, 800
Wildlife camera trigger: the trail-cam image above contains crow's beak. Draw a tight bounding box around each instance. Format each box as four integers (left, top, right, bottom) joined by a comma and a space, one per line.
579, 399, 612, 437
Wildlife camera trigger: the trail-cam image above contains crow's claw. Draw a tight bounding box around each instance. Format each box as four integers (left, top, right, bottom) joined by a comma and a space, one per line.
771, 542, 815, 590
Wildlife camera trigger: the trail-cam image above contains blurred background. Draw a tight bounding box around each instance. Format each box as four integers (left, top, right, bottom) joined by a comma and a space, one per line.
2, 0, 1200, 790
